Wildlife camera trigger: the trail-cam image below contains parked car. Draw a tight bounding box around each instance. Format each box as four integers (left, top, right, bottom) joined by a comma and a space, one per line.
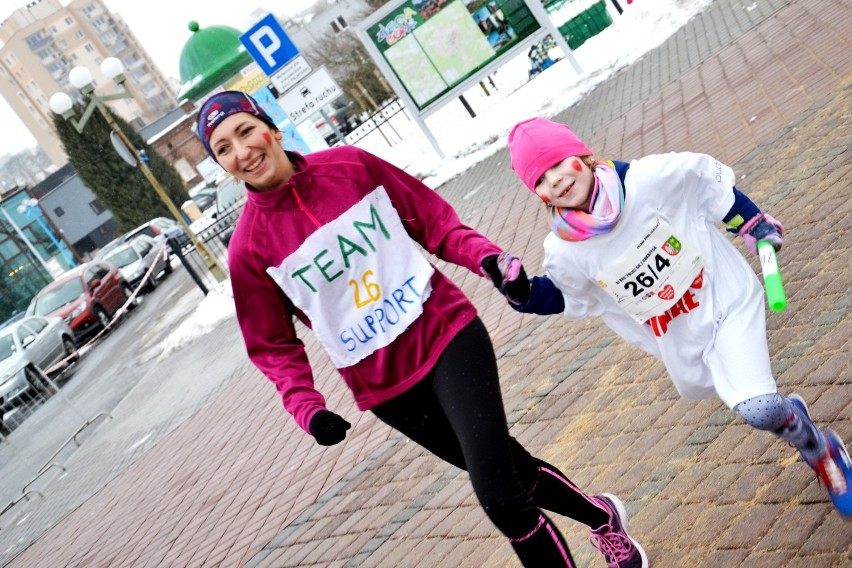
27, 261, 133, 345
124, 217, 184, 256
96, 219, 174, 271
100, 234, 170, 293
94, 236, 128, 260
313, 98, 361, 146
191, 187, 217, 212
214, 176, 247, 245
0, 315, 78, 421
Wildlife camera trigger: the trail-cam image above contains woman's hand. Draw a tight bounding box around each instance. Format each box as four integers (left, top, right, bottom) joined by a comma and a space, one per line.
481, 252, 531, 305
309, 410, 351, 446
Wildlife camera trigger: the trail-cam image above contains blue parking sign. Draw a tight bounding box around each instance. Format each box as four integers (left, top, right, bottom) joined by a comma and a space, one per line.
240, 14, 299, 76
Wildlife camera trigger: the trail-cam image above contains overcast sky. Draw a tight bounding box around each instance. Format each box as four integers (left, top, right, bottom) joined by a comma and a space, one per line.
0, 0, 319, 157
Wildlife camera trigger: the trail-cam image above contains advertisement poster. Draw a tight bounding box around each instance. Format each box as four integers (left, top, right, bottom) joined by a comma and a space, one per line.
253, 86, 313, 154
366, 0, 538, 109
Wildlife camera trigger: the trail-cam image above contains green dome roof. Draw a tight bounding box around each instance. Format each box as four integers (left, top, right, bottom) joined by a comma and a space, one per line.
178, 21, 254, 102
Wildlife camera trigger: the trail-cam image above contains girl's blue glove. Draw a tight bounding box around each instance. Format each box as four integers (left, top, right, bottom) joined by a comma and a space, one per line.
739, 213, 784, 256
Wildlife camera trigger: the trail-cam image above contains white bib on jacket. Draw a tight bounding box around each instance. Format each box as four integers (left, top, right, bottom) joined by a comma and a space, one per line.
267, 186, 434, 368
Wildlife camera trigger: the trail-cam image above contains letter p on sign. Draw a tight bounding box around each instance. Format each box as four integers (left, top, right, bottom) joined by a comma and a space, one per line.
250, 26, 282, 67
241, 13, 299, 76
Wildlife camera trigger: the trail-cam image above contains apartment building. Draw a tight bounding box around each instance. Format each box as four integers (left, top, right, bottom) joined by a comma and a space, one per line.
0, 0, 176, 167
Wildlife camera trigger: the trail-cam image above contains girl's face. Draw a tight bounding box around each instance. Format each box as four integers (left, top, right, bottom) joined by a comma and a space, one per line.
209, 113, 293, 191
534, 156, 595, 211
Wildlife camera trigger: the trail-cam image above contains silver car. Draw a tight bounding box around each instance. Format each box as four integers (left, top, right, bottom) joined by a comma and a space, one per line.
0, 315, 78, 428
101, 234, 170, 293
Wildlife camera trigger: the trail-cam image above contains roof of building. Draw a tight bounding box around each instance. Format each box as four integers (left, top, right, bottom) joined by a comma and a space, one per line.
29, 163, 77, 199
139, 107, 190, 142
178, 21, 253, 102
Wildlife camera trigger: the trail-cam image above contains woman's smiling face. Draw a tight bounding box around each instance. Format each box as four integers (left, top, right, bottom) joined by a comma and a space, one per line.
209, 113, 293, 191
534, 156, 595, 211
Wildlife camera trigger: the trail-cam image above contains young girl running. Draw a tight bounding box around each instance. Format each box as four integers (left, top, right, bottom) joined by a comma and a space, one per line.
502, 116, 852, 518
197, 91, 649, 567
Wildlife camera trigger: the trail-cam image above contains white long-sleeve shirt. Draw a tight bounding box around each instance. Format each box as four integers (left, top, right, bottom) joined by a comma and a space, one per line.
543, 152, 777, 407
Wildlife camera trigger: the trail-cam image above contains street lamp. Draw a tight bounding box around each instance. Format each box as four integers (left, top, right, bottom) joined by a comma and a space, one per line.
49, 57, 227, 283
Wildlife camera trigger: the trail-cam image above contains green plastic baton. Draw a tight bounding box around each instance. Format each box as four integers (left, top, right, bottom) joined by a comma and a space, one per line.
757, 240, 787, 312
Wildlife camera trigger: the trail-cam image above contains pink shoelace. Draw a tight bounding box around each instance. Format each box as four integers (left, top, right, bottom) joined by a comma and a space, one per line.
589, 526, 634, 567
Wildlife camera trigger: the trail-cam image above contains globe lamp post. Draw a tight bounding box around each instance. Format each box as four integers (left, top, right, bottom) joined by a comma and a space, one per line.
49, 58, 227, 283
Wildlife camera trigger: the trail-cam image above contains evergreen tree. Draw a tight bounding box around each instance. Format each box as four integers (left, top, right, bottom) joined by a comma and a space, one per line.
52, 99, 187, 234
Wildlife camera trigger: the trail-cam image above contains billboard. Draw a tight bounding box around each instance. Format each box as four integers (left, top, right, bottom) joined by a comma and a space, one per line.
364, 0, 540, 110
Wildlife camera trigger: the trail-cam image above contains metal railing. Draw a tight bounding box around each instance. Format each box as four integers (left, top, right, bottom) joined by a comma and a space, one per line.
168, 202, 243, 295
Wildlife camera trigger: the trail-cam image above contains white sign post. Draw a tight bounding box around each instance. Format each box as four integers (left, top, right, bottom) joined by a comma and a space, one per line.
271, 55, 313, 94
278, 67, 344, 126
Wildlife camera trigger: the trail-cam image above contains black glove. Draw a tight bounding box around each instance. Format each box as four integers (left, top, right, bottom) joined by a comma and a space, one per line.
481, 252, 531, 305
308, 410, 351, 446
481, 254, 504, 289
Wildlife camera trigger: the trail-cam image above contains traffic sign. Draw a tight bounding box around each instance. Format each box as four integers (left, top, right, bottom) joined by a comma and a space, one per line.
271, 55, 313, 94
278, 67, 343, 125
240, 13, 299, 76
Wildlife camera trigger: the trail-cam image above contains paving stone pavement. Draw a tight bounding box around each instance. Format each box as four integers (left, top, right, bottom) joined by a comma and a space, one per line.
1, 0, 850, 566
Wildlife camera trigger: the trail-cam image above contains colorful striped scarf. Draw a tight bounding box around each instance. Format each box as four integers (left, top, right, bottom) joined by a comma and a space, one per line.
550, 161, 624, 241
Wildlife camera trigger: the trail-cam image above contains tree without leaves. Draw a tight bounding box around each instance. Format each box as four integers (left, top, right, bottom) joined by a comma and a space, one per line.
363, 0, 391, 9
303, 24, 395, 114
0, 148, 53, 189
52, 100, 187, 235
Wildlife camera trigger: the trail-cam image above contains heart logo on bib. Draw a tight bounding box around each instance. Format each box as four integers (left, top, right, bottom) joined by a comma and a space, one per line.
658, 284, 675, 301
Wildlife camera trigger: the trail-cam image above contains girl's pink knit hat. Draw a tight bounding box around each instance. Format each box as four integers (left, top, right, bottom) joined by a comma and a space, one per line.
508, 117, 592, 191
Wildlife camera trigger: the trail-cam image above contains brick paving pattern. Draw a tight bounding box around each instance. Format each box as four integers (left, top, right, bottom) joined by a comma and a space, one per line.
1, 0, 850, 566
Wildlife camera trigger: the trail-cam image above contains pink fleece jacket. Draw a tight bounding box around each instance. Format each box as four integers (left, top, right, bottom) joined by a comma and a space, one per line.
227, 146, 502, 434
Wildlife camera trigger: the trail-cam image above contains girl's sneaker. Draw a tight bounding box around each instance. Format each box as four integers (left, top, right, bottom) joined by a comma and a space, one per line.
589, 494, 649, 568
789, 394, 852, 518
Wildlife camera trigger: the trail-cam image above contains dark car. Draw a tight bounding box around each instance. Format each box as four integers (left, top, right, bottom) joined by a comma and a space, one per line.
27, 261, 133, 344
313, 98, 361, 146
214, 176, 247, 245
191, 187, 217, 212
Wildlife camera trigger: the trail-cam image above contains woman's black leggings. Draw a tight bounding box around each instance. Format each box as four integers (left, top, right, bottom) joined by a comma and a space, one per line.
371, 317, 606, 540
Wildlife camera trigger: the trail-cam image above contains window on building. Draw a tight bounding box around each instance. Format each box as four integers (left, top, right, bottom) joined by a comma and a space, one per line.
65, 16, 74, 25
54, 207, 65, 217
58, 39, 67, 48
76, 30, 85, 40
5, 53, 17, 65
330, 15, 348, 33
85, 44, 94, 53
0, 236, 21, 261
90, 200, 106, 214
